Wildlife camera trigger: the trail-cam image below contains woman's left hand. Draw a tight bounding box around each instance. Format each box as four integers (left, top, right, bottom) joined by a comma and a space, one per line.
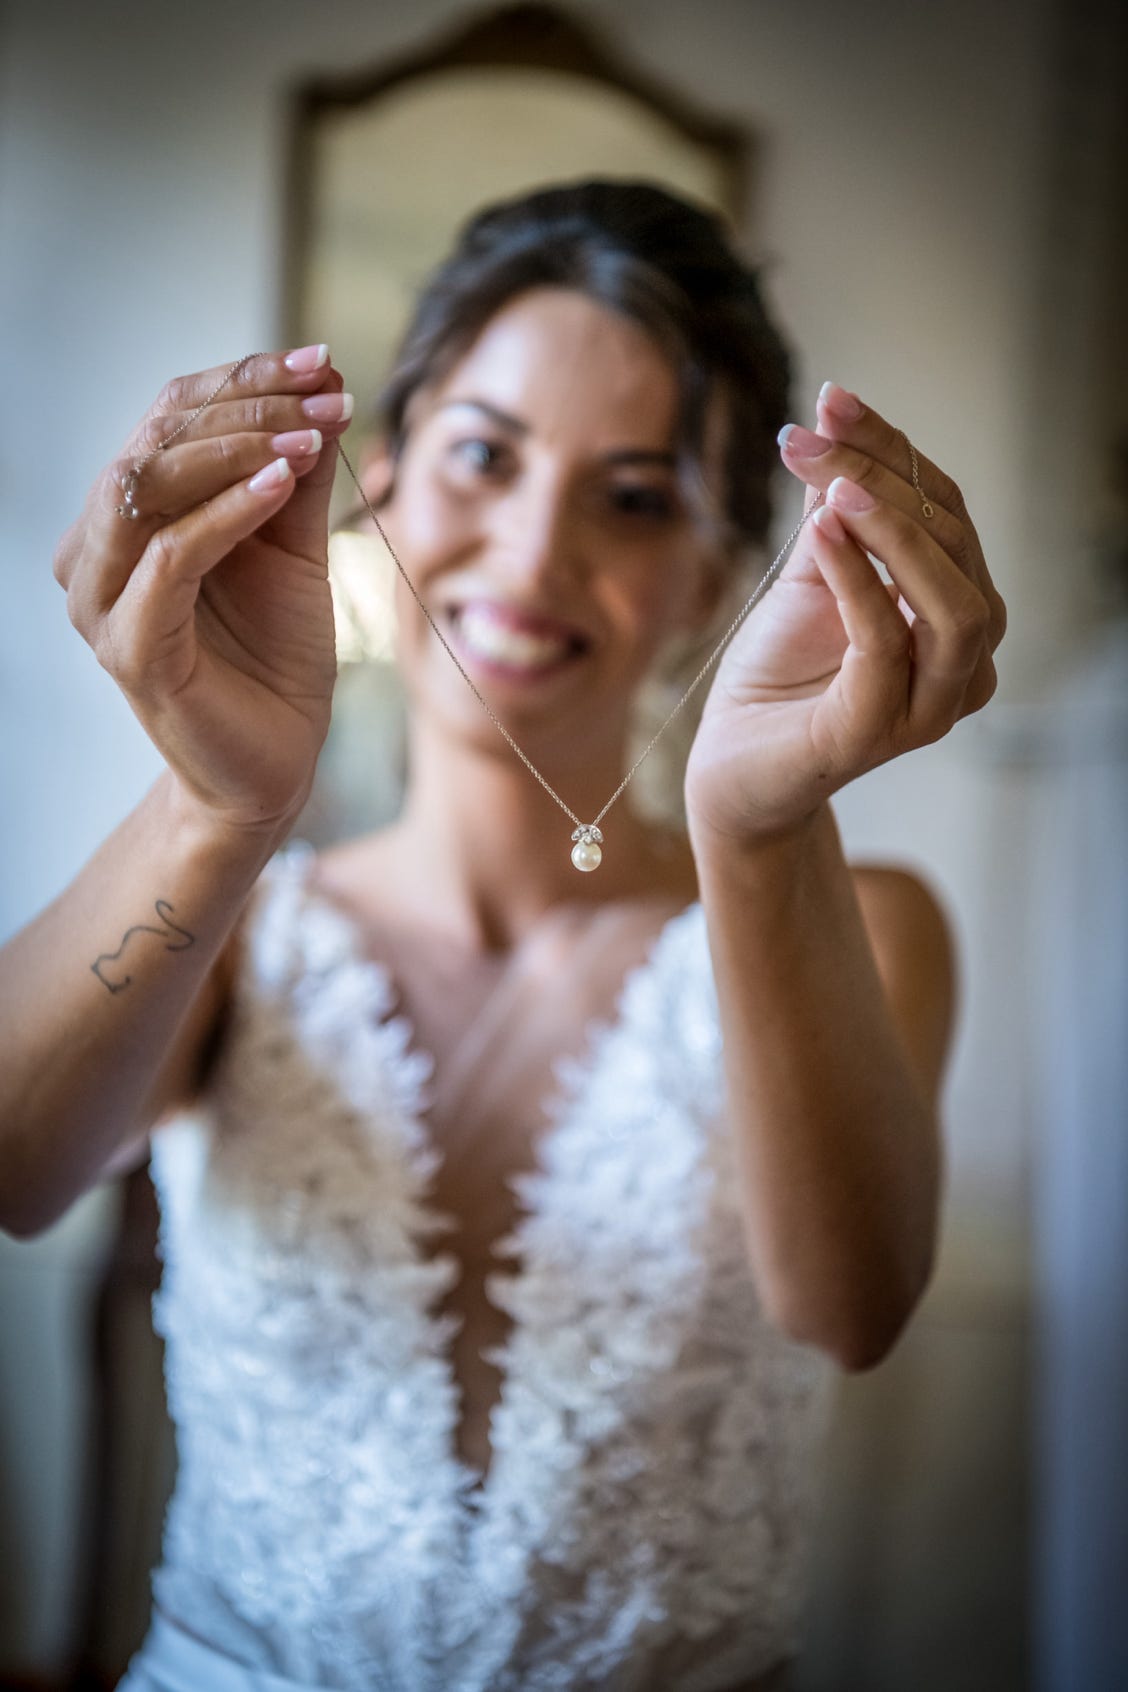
684, 383, 1007, 845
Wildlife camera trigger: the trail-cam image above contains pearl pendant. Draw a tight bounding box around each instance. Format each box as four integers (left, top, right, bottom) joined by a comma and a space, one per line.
570, 823, 603, 872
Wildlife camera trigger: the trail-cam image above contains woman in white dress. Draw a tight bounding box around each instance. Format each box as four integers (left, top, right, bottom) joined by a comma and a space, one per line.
0, 181, 1004, 1690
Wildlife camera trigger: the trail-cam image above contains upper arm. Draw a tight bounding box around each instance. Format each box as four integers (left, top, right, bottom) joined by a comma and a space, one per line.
851, 865, 958, 1111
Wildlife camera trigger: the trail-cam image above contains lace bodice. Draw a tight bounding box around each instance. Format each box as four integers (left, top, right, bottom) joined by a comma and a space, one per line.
146, 843, 835, 1691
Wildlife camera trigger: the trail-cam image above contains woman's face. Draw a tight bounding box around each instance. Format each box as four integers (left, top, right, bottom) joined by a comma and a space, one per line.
370, 286, 726, 763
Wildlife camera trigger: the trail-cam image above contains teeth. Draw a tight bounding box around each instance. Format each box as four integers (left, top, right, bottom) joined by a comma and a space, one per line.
455, 606, 576, 668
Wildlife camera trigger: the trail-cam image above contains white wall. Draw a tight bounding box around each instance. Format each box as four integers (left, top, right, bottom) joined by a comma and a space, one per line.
1, 0, 1122, 1684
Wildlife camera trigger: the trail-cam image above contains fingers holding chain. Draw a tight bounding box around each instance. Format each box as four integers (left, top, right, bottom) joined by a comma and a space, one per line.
776, 384, 1007, 744
814, 384, 963, 524
114, 354, 257, 518
112, 346, 349, 524
781, 387, 1005, 650
783, 407, 955, 542
51, 346, 346, 622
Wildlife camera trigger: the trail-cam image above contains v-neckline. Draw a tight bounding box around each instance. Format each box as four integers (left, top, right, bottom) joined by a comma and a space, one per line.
403, 902, 611, 1137
284, 852, 702, 1501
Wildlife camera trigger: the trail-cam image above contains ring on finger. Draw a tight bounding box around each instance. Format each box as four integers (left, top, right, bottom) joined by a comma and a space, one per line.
116, 352, 259, 523
115, 467, 142, 521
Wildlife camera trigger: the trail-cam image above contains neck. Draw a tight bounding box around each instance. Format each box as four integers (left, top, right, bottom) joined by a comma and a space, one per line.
387, 711, 678, 951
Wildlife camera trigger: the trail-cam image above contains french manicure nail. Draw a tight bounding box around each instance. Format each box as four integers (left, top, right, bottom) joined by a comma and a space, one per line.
301, 391, 354, 423
248, 458, 292, 493
812, 504, 848, 543
269, 428, 322, 456
828, 476, 875, 513
778, 423, 832, 457
284, 343, 330, 373
818, 382, 864, 420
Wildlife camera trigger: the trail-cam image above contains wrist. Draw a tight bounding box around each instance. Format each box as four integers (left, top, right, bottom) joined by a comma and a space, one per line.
153, 771, 301, 870
687, 800, 832, 872
693, 798, 852, 947
688, 802, 842, 924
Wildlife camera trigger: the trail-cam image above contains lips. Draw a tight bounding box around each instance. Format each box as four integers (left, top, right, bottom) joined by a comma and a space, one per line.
446, 598, 595, 670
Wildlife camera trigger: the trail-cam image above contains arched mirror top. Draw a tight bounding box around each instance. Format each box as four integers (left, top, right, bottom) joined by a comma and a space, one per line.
283, 3, 754, 435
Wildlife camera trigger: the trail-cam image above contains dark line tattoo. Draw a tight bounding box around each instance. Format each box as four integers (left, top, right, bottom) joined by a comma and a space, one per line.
91, 899, 196, 994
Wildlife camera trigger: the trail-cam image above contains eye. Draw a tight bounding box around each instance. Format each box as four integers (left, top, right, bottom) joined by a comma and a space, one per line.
609, 483, 676, 520
450, 437, 509, 476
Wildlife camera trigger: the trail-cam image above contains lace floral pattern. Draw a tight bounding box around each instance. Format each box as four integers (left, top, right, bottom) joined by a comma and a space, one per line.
145, 844, 835, 1690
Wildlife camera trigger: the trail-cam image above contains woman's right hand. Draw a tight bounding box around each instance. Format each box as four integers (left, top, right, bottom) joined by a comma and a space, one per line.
53, 346, 354, 837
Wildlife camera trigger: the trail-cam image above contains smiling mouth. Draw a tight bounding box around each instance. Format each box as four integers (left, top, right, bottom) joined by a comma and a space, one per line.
443, 603, 592, 674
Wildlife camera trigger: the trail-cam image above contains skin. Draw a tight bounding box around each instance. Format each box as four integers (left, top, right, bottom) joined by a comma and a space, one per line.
347, 288, 731, 945
5, 289, 1006, 1399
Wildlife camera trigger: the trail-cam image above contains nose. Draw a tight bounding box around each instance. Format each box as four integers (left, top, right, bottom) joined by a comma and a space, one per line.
488, 467, 584, 593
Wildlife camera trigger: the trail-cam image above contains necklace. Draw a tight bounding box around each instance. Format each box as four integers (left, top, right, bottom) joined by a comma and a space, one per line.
344, 430, 937, 869
334, 440, 820, 871
125, 354, 940, 872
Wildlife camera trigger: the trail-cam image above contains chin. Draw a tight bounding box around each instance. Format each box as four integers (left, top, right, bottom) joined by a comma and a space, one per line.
409, 663, 615, 768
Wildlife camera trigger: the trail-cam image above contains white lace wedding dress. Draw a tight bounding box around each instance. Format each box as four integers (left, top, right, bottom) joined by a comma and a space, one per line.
118, 843, 836, 1692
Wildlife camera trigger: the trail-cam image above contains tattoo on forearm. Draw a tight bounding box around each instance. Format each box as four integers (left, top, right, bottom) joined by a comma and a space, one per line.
91, 900, 196, 994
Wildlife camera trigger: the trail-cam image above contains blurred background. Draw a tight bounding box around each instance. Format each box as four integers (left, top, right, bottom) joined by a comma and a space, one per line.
1, 0, 1126, 1687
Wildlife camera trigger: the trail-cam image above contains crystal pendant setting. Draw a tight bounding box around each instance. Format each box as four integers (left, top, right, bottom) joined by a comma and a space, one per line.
570, 824, 603, 873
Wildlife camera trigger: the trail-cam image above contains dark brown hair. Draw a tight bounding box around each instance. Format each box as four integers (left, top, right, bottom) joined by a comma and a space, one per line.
374, 178, 791, 554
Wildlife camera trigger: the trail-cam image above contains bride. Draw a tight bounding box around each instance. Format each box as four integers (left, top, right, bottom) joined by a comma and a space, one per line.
0, 180, 1004, 1690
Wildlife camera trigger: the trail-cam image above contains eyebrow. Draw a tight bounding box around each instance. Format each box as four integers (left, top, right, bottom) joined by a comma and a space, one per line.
439, 398, 677, 469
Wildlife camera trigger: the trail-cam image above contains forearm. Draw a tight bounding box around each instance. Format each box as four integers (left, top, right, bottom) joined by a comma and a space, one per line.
0, 771, 284, 1235
688, 802, 941, 1369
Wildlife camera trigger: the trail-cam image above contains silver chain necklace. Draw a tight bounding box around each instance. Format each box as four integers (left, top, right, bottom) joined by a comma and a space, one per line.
337, 439, 819, 870
345, 421, 941, 868
120, 353, 829, 871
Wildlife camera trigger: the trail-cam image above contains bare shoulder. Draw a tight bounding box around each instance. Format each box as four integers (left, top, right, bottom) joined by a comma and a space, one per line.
850, 863, 959, 1106
851, 863, 955, 954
